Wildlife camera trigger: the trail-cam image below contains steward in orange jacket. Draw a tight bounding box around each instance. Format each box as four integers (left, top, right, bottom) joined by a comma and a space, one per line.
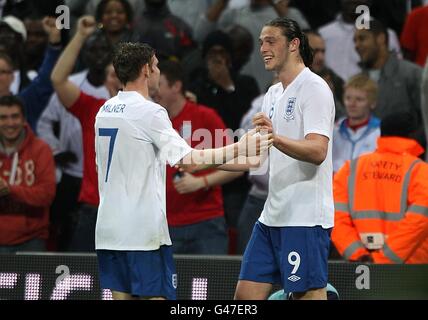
332, 112, 428, 263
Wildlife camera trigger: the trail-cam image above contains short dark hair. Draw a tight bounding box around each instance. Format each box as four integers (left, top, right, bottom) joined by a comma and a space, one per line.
158, 60, 186, 94
265, 18, 313, 67
380, 112, 418, 138
113, 42, 155, 85
95, 0, 133, 24
0, 95, 26, 118
364, 18, 389, 46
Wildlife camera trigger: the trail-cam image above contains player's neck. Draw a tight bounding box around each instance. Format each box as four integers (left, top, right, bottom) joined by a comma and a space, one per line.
278, 60, 306, 88
123, 82, 149, 99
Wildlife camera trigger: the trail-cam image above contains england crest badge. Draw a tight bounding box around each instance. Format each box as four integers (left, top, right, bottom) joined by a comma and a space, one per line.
285, 97, 296, 121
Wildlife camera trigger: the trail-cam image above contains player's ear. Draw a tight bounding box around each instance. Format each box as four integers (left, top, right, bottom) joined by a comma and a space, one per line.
142, 63, 150, 78
289, 38, 300, 53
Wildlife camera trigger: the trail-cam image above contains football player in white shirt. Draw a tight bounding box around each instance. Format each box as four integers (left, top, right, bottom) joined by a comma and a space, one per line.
94, 42, 272, 300
232, 17, 336, 300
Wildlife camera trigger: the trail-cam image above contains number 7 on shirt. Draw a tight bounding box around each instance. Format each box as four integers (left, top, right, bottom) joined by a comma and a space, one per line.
98, 128, 119, 182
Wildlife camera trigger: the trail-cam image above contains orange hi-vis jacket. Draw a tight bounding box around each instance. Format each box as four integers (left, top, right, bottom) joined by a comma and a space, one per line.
332, 137, 428, 263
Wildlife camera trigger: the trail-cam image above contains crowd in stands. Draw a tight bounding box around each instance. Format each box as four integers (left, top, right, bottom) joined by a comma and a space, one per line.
0, 0, 427, 263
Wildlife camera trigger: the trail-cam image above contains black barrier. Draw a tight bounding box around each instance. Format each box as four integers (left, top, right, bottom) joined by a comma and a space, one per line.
0, 253, 427, 300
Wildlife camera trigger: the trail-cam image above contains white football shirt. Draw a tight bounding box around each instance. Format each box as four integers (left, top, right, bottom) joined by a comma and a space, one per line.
259, 68, 335, 228
95, 91, 192, 250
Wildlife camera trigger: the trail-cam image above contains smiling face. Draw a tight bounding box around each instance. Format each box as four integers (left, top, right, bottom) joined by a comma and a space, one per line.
259, 26, 289, 72
101, 0, 129, 33
354, 29, 380, 68
0, 104, 25, 146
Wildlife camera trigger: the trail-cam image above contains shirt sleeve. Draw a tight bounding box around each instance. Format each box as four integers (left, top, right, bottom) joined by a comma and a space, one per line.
300, 81, 335, 139
148, 108, 193, 166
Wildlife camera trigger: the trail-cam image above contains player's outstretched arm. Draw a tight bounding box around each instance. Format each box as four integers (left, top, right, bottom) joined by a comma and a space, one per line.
178, 129, 273, 172
51, 16, 97, 109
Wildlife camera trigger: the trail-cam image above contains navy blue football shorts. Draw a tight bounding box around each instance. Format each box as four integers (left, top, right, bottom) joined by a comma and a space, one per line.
239, 221, 331, 293
97, 245, 177, 299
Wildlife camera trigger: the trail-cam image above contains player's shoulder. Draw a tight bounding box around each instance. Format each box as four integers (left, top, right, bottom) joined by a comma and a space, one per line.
302, 69, 332, 94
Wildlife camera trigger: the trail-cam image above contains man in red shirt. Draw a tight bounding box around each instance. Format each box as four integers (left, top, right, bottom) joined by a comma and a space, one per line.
50, 16, 121, 252
154, 60, 242, 254
0, 95, 56, 252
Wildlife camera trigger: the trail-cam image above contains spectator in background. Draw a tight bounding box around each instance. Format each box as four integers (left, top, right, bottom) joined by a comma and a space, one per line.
333, 74, 380, 173
24, 14, 49, 78
306, 29, 345, 119
81, 0, 211, 31
225, 24, 254, 74
182, 24, 254, 93
332, 112, 428, 263
289, 0, 342, 30
153, 60, 242, 255
94, 0, 139, 45
167, 0, 213, 29
195, 0, 310, 91
133, 0, 195, 60
190, 30, 259, 133
0, 95, 56, 253
355, 18, 422, 128
189, 31, 260, 248
0, 0, 58, 20
0, 15, 31, 93
319, 0, 402, 81
400, 4, 428, 67
0, 16, 62, 131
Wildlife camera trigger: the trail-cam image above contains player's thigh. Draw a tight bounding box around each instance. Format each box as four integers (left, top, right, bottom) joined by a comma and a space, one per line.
234, 280, 272, 300
112, 290, 134, 300
279, 226, 331, 295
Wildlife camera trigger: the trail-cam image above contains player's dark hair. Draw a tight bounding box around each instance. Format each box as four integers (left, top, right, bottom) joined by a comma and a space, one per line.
0, 95, 26, 118
158, 60, 186, 94
113, 42, 155, 85
265, 18, 313, 67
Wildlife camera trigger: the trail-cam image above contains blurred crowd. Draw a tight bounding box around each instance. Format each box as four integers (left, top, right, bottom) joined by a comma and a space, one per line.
0, 0, 427, 264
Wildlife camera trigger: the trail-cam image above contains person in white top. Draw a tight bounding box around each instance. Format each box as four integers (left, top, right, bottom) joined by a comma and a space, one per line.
92, 41, 272, 299
232, 17, 335, 300
333, 74, 380, 173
